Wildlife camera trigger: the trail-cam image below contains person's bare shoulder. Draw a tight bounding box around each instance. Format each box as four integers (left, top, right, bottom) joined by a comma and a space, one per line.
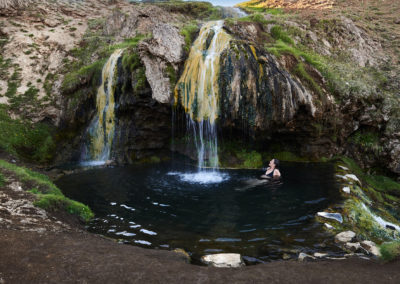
274, 169, 281, 177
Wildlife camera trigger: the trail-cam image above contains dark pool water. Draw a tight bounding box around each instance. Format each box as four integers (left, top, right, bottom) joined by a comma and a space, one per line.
56, 161, 343, 264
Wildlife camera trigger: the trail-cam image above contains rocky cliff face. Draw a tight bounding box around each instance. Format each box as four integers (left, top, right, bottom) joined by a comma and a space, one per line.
2, 0, 399, 177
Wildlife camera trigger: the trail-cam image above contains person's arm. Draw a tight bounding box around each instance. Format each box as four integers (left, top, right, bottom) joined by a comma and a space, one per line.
273, 169, 281, 177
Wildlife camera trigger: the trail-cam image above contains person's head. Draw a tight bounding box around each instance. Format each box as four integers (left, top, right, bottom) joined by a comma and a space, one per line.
269, 158, 280, 169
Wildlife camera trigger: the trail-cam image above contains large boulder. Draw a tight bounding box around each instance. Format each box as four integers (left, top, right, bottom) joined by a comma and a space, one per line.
139, 23, 185, 104
335, 231, 356, 243
201, 253, 245, 268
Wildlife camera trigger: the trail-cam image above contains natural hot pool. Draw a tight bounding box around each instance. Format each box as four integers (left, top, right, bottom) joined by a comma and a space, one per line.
56, 161, 344, 264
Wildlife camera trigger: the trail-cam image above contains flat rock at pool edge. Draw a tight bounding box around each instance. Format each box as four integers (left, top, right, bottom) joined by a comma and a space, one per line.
201, 253, 245, 268
335, 231, 356, 243
298, 253, 316, 261
317, 212, 343, 223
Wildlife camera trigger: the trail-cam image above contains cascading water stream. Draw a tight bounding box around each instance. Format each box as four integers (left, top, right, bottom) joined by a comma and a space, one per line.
81, 49, 124, 165
175, 21, 231, 178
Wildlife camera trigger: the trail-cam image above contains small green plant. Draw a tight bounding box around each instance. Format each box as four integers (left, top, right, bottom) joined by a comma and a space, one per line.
379, 241, 400, 262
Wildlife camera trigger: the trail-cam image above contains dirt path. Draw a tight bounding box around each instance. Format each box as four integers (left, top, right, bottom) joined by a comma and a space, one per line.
0, 228, 399, 284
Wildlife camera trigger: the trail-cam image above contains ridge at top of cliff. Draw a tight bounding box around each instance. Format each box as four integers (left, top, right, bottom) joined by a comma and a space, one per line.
238, 0, 335, 10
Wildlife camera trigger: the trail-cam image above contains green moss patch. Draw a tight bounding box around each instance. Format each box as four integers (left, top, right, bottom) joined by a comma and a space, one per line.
339, 156, 400, 196
180, 22, 199, 53
0, 172, 5, 187
380, 241, 400, 262
0, 105, 56, 163
237, 150, 263, 168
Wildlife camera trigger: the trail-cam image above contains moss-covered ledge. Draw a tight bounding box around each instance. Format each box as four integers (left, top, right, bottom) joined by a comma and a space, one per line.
315, 156, 400, 261
0, 159, 93, 222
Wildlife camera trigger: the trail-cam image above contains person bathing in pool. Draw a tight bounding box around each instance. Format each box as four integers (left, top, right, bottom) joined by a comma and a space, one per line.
261, 158, 281, 179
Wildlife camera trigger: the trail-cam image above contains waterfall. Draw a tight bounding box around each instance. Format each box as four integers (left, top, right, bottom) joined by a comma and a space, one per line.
81, 49, 124, 165
175, 20, 231, 170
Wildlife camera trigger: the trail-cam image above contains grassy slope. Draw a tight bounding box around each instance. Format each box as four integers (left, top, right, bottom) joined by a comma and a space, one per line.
0, 159, 93, 222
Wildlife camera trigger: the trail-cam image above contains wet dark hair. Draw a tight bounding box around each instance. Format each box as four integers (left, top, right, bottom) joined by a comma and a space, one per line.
273, 158, 280, 169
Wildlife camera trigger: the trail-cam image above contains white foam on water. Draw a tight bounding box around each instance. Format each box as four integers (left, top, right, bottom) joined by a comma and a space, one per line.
115, 231, 136, 237
135, 240, 151, 245
167, 171, 229, 184
80, 160, 107, 167
140, 229, 157, 236
120, 204, 135, 211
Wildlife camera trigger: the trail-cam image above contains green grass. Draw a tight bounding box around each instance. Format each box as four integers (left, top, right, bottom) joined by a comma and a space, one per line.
379, 241, 400, 262
0, 105, 56, 163
154, 1, 223, 20
293, 63, 323, 96
61, 59, 106, 94
0, 159, 93, 222
33, 194, 94, 222
0, 172, 5, 187
270, 25, 294, 45
180, 22, 199, 53
349, 130, 383, 154
238, 13, 269, 24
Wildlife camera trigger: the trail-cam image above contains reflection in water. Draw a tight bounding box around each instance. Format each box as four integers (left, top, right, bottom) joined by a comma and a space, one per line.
235, 178, 283, 191
56, 161, 342, 264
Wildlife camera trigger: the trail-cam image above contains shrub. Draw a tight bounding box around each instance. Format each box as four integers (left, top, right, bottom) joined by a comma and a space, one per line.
0, 106, 56, 163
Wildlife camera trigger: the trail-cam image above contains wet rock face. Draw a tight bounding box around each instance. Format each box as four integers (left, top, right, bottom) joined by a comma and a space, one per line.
219, 43, 317, 131
112, 63, 171, 164
217, 39, 338, 158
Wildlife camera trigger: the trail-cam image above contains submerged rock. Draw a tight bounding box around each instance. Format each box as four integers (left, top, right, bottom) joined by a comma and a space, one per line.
317, 212, 343, 223
335, 231, 356, 243
201, 253, 244, 268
